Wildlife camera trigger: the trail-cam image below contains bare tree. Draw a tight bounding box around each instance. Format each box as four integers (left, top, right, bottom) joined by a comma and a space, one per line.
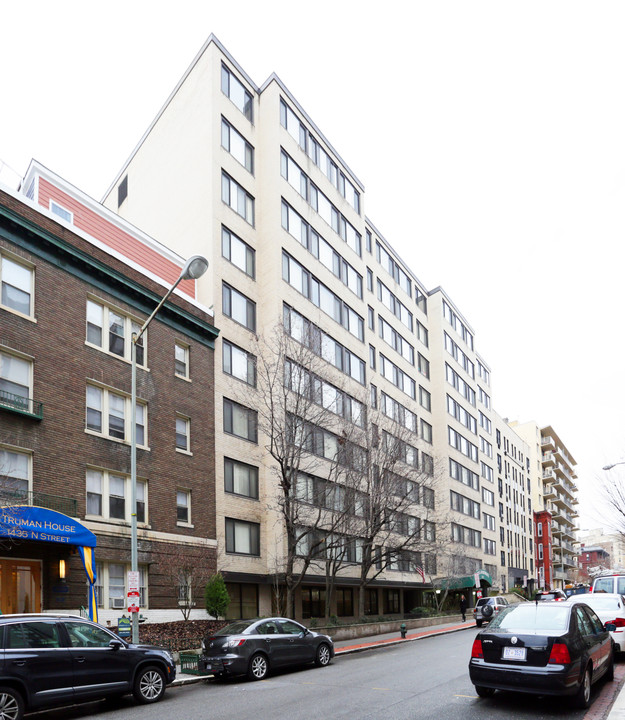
249, 320, 360, 618
158, 543, 215, 621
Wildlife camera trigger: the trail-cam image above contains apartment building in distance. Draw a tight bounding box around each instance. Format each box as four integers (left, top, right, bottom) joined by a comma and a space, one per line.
1, 163, 218, 622
100, 33, 564, 617
511, 421, 579, 591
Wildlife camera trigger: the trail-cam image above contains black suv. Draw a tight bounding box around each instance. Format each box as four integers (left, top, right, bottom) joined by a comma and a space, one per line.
0, 613, 176, 720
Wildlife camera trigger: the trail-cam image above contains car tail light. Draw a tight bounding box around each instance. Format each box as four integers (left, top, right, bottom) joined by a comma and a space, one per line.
548, 643, 571, 664
607, 618, 625, 628
227, 638, 246, 648
471, 638, 483, 659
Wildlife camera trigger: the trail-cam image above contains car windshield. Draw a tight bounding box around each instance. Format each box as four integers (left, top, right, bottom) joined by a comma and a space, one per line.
215, 620, 256, 636
488, 604, 570, 632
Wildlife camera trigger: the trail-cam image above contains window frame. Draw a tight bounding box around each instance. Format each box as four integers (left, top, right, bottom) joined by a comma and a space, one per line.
225, 517, 260, 556
86, 298, 146, 367
85, 383, 148, 447
175, 414, 191, 453
86, 467, 148, 525
224, 457, 259, 500
1, 252, 34, 318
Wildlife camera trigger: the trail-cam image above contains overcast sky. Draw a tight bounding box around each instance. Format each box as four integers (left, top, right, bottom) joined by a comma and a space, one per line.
2, 1, 624, 532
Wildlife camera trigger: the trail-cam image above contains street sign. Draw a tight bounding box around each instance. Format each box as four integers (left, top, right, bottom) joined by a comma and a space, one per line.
476, 589, 482, 599
127, 571, 140, 594
117, 616, 131, 638
128, 601, 140, 613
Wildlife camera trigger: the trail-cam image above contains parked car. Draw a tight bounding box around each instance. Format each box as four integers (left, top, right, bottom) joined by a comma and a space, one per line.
469, 601, 615, 708
200, 617, 334, 680
569, 593, 625, 653
0, 613, 176, 720
473, 596, 509, 627
535, 590, 567, 601
592, 574, 625, 595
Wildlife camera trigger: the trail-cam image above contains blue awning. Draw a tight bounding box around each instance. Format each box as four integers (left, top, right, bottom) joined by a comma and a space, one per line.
0, 506, 96, 547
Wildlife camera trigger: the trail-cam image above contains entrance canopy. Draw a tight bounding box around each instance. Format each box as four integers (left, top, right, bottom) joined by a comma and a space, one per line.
0, 506, 96, 546
443, 569, 493, 590
0, 506, 98, 621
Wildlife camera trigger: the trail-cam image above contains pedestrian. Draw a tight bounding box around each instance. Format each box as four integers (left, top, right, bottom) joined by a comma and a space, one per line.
460, 594, 467, 622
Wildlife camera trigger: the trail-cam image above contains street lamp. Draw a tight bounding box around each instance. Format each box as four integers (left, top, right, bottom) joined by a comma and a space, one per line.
130, 255, 208, 643
603, 462, 625, 471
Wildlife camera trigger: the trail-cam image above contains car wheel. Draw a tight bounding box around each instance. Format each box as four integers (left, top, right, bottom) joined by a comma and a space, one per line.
133, 666, 166, 704
476, 620, 483, 627
475, 686, 495, 698
247, 653, 269, 681
315, 643, 331, 667
574, 666, 592, 709
0, 687, 24, 720
606, 646, 615, 682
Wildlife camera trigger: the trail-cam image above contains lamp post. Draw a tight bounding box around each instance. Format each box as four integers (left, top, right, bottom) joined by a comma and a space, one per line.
130, 255, 208, 643
603, 462, 625, 471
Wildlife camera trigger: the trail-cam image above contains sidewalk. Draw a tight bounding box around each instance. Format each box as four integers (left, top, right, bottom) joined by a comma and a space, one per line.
172, 618, 474, 686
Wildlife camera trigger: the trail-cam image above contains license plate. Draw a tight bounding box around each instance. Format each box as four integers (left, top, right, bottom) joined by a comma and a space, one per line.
503, 646, 526, 661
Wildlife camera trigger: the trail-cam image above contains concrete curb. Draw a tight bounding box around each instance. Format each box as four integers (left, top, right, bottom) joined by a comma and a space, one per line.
335, 622, 474, 656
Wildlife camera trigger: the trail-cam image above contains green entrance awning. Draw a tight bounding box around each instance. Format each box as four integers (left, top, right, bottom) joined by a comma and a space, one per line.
441, 570, 493, 590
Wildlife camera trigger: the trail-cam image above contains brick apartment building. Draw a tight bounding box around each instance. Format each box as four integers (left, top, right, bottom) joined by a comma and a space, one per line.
0, 163, 218, 622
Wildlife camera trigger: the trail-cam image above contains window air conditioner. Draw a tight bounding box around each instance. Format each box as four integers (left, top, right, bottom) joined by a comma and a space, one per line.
112, 597, 125, 609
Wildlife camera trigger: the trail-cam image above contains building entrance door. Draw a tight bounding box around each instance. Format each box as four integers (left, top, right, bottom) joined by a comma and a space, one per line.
0, 558, 41, 614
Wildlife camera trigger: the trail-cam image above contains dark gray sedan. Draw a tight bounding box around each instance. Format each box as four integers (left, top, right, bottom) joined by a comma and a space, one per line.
200, 617, 334, 680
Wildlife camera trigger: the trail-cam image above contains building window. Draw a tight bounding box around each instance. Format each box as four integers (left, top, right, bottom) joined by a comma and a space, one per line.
0, 351, 32, 413
177, 490, 191, 524
224, 457, 259, 499
222, 282, 256, 332
225, 518, 260, 556
419, 386, 431, 412
50, 200, 73, 224
222, 227, 255, 278
336, 588, 353, 616
383, 589, 400, 614
223, 340, 256, 386
223, 398, 258, 443
420, 420, 433, 444
226, 583, 259, 620
301, 587, 324, 619
221, 117, 254, 172
221, 64, 253, 121
118, 175, 128, 207
364, 588, 378, 615
175, 343, 189, 379
86, 384, 147, 446
221, 171, 254, 225
176, 415, 190, 452
86, 469, 146, 524
0, 447, 30, 500
1, 253, 33, 317
95, 562, 148, 609
86, 299, 145, 366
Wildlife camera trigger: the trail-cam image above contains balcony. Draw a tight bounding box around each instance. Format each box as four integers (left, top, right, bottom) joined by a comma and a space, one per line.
542, 452, 555, 466
543, 469, 556, 484
0, 390, 43, 420
0, 490, 77, 517
542, 436, 556, 452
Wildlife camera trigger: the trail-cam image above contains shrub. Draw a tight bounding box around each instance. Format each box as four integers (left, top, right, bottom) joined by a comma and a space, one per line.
204, 572, 230, 619
409, 606, 437, 618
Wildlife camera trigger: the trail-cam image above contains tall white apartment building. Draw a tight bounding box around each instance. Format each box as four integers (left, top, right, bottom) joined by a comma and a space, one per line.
102, 34, 536, 618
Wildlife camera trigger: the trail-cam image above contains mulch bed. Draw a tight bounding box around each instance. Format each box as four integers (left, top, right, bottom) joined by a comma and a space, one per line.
116, 619, 228, 652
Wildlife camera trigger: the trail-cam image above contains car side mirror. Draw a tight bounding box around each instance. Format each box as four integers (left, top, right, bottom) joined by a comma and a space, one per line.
605, 623, 617, 632
300, 629, 309, 637
109, 639, 124, 650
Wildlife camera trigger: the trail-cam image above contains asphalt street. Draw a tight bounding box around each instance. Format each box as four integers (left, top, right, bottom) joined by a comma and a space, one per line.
28, 626, 615, 720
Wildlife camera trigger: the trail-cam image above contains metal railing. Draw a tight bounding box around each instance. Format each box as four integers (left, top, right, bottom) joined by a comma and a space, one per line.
0, 390, 43, 419
0, 490, 77, 517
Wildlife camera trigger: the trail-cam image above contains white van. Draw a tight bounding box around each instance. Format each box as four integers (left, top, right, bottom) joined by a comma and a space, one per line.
592, 574, 625, 594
